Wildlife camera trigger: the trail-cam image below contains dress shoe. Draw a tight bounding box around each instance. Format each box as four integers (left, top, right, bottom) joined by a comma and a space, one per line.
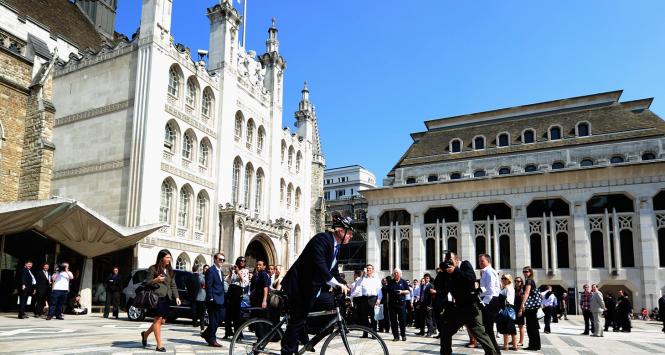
392, 337, 399, 342
46, 316, 52, 320
156, 346, 166, 352
56, 316, 64, 320
415, 332, 425, 336
580, 332, 589, 335
141, 331, 148, 347
200, 330, 209, 341
209, 342, 222, 347
401, 336, 406, 341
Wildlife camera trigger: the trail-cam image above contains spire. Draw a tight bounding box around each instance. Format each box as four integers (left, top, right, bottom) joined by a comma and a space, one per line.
300, 81, 310, 104
266, 17, 279, 53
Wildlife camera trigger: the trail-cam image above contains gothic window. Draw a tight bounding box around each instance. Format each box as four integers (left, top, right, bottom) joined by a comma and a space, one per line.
549, 126, 562, 140
185, 78, 197, 108
168, 66, 180, 97
295, 187, 301, 210
246, 119, 255, 148
497, 133, 509, 147
182, 132, 194, 160
202, 88, 213, 117
642, 152, 656, 161
234, 114, 243, 141
257, 126, 265, 153
610, 155, 625, 164
178, 187, 191, 228
425, 238, 435, 270
159, 180, 174, 223
473, 136, 485, 150
499, 235, 511, 269
244, 164, 253, 208
195, 192, 208, 232
175, 253, 188, 270
450, 139, 462, 153
232, 157, 242, 204
380, 240, 389, 271
580, 159, 594, 167
525, 164, 538, 172
450, 172, 462, 180
281, 140, 287, 164
557, 233, 570, 268
288, 146, 294, 170
659, 229, 665, 267
199, 140, 210, 167
552, 161, 565, 170
280, 179, 286, 204
475, 236, 486, 268
498, 167, 511, 175
255, 169, 264, 213
473, 170, 486, 178
448, 237, 458, 254
164, 123, 175, 151
577, 122, 590, 137
530, 234, 543, 268
296, 151, 302, 173
590, 231, 604, 268
523, 129, 535, 144
427, 175, 438, 182
620, 230, 635, 267
287, 184, 293, 208
400, 239, 410, 270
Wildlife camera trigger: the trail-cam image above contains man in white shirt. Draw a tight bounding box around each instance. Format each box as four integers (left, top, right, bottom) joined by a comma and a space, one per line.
357, 264, 383, 335
478, 254, 501, 354
349, 270, 363, 323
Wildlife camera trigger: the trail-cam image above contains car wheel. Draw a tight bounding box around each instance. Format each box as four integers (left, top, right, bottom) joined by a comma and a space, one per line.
127, 301, 145, 321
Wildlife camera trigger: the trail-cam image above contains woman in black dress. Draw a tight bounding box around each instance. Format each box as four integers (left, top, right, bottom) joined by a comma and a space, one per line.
140, 249, 181, 352
514, 276, 526, 347
518, 266, 540, 351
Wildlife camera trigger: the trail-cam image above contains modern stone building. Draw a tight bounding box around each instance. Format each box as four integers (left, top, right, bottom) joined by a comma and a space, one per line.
363, 90, 665, 310
324, 165, 376, 201
51, 0, 325, 271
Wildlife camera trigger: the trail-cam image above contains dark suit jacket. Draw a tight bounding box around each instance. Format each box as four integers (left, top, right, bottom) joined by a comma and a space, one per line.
435, 260, 477, 308
205, 265, 225, 305
20, 268, 35, 292
35, 269, 51, 294
281, 232, 340, 308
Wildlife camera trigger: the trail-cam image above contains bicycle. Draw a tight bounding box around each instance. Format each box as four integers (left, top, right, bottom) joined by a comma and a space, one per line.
229, 291, 389, 355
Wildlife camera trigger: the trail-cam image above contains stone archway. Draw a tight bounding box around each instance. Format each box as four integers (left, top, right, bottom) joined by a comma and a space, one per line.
245, 234, 277, 270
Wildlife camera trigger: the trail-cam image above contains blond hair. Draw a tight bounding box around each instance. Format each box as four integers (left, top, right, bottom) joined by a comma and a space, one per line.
501, 273, 513, 285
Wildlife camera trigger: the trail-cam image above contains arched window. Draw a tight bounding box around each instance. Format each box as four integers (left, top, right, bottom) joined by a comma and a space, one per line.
280, 179, 285, 204
557, 233, 570, 268
448, 237, 458, 254
202, 88, 213, 117
234, 114, 243, 141
400, 239, 410, 270
281, 140, 287, 163
552, 161, 565, 170
498, 167, 511, 175
287, 184, 293, 208
168, 66, 180, 97
185, 78, 197, 108
288, 146, 294, 170
295, 187, 301, 210
255, 169, 264, 213
475, 236, 486, 268
246, 119, 254, 148
257, 126, 265, 153
525, 164, 538, 172
577, 122, 590, 137
425, 238, 435, 270
406, 177, 416, 184
642, 152, 656, 161
199, 140, 210, 167
590, 231, 604, 268
159, 180, 174, 223
175, 253, 189, 270
473, 136, 485, 150
497, 133, 509, 147
523, 129, 535, 144
620, 230, 635, 267
450, 139, 462, 153
427, 175, 438, 182
380, 240, 389, 271
549, 126, 562, 140
499, 235, 511, 269
244, 164, 254, 208
580, 159, 594, 167
473, 170, 486, 178
182, 132, 194, 160
195, 192, 208, 232
296, 151, 302, 173
450, 172, 462, 180
178, 187, 191, 228
164, 123, 175, 151
232, 157, 242, 204
610, 155, 624, 164
530, 234, 542, 268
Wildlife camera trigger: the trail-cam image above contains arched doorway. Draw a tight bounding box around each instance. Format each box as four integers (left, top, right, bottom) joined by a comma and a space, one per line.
245, 235, 276, 270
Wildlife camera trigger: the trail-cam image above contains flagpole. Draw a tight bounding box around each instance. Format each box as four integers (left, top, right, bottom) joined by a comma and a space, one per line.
242, 0, 247, 48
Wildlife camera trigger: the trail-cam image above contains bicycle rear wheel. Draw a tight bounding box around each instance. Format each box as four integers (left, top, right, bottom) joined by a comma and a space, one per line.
320, 325, 388, 355
229, 318, 284, 355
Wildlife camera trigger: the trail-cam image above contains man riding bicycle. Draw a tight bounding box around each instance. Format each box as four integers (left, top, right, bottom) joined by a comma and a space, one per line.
280, 214, 355, 355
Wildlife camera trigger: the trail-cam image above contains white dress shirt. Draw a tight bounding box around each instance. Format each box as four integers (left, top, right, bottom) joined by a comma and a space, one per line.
500, 285, 515, 306
359, 274, 383, 302
350, 277, 363, 299
479, 265, 500, 304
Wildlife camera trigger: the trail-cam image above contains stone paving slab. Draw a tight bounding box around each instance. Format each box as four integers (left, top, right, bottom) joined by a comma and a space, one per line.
0, 314, 662, 354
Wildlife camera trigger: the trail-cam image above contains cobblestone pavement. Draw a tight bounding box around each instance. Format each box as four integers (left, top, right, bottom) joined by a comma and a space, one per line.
0, 313, 663, 354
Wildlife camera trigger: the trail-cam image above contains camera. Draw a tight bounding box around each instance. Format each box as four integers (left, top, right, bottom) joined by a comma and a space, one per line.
441, 250, 454, 269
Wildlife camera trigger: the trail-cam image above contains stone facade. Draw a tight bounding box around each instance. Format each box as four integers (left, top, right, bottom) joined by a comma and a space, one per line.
364, 91, 665, 311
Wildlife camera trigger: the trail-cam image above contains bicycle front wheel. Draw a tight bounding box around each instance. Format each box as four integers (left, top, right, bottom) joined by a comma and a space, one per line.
229, 318, 284, 355
320, 325, 389, 355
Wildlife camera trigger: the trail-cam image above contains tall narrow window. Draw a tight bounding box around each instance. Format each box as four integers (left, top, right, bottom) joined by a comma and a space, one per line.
159, 181, 173, 223
557, 233, 570, 268
288, 147, 294, 170
530, 234, 543, 268
195, 193, 207, 232
523, 129, 535, 144
255, 170, 264, 213
185, 79, 196, 107
244, 165, 253, 208
287, 184, 293, 208
199, 141, 209, 167
281, 141, 286, 163
234, 115, 243, 141
168, 67, 179, 97
475, 236, 486, 268
380, 240, 389, 271
590, 231, 604, 268
295, 187, 301, 210
400, 239, 410, 270
450, 139, 462, 153
257, 127, 265, 153
182, 133, 193, 160
499, 235, 511, 269
232, 158, 242, 204
164, 123, 175, 151
202, 89, 213, 117
280, 179, 285, 204
178, 188, 190, 227
246, 120, 254, 148
296, 152, 302, 173
426, 238, 435, 270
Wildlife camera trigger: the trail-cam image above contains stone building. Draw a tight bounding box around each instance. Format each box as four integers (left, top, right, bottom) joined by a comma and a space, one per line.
363, 90, 665, 310
51, 0, 325, 271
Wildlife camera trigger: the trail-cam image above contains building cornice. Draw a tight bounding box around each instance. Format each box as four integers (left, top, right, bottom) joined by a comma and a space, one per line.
54, 159, 129, 179
160, 162, 216, 190
165, 103, 217, 139
55, 99, 132, 127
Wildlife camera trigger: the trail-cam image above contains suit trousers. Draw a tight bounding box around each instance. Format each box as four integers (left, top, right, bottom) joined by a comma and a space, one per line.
225, 285, 243, 337
357, 296, 378, 332
205, 302, 226, 343
582, 309, 594, 333
389, 302, 407, 339
592, 312, 603, 336
103, 291, 121, 318
440, 303, 499, 355
18, 288, 32, 317
543, 306, 555, 332
420, 305, 436, 335
481, 301, 501, 353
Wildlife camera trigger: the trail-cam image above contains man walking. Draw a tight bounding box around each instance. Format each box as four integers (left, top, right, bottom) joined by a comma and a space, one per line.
18, 260, 36, 319
478, 254, 502, 354
580, 284, 594, 335
103, 266, 123, 318
590, 284, 606, 337
250, 260, 271, 339
416, 273, 436, 337
357, 264, 382, 335
387, 268, 409, 341
34, 263, 51, 317
541, 285, 557, 334
616, 290, 632, 332
603, 293, 616, 332
201, 252, 226, 347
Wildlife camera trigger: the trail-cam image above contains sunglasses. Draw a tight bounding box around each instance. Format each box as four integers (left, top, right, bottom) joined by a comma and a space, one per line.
240, 260, 246, 262
501, 277, 508, 280
217, 258, 225, 262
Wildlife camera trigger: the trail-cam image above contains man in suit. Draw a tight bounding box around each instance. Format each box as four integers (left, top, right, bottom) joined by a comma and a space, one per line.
280, 214, 354, 355
416, 273, 436, 337
201, 252, 226, 347
103, 266, 123, 318
18, 260, 36, 319
590, 284, 606, 337
34, 263, 51, 317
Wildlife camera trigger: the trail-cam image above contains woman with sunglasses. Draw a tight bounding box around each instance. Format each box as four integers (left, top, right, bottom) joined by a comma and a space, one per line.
224, 256, 249, 338
513, 276, 526, 347
497, 274, 517, 351
518, 266, 541, 351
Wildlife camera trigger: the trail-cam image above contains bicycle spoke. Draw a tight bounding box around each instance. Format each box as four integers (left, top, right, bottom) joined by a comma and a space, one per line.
321, 325, 388, 355
229, 318, 284, 355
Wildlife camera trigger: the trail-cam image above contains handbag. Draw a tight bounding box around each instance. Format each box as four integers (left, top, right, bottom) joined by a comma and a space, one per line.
498, 305, 516, 321
524, 282, 541, 310
374, 304, 384, 321
133, 285, 158, 309
536, 308, 545, 319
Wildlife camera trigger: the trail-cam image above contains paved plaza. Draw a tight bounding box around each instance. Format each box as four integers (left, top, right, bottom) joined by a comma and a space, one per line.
0, 313, 662, 354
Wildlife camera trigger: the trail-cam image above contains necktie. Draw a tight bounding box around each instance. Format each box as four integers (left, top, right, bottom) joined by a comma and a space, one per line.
333, 245, 340, 260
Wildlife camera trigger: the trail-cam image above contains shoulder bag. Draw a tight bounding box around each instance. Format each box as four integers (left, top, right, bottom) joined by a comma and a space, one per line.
133, 284, 159, 309
523, 281, 541, 310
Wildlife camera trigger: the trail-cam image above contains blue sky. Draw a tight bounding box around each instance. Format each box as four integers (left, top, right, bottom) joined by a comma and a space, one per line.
116, 1, 665, 184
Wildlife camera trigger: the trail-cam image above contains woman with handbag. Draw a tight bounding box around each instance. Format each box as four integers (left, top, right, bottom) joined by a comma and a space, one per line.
518, 266, 541, 351
513, 277, 526, 347
140, 249, 181, 352
497, 274, 517, 351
